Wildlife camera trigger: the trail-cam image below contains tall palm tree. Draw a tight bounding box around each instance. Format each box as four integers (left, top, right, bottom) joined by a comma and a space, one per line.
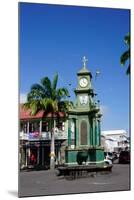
23, 73, 72, 169
120, 33, 130, 75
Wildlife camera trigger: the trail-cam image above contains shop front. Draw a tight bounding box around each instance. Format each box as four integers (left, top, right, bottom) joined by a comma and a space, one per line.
20, 140, 66, 170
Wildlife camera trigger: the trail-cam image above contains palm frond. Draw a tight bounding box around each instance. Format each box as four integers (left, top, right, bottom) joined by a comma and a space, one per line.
126, 64, 130, 75
23, 100, 42, 115
31, 83, 45, 93
30, 102, 38, 115
120, 33, 130, 76
120, 50, 130, 66
27, 89, 45, 101
124, 33, 130, 46
52, 73, 58, 91
22, 102, 31, 110
41, 98, 58, 113
51, 89, 56, 100
41, 77, 52, 97
56, 87, 69, 100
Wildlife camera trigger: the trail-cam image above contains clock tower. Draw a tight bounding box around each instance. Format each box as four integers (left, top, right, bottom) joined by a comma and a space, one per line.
65, 56, 104, 165
75, 56, 93, 111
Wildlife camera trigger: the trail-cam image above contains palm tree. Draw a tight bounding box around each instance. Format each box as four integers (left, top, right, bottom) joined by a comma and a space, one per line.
120, 33, 130, 75
23, 73, 72, 169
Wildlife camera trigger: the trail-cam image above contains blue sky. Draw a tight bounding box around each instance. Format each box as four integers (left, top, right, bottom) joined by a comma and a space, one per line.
19, 3, 130, 132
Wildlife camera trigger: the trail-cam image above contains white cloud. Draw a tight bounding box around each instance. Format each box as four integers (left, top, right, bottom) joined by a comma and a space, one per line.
20, 93, 27, 103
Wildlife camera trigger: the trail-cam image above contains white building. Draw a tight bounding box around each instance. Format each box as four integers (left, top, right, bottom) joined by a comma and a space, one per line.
101, 130, 129, 153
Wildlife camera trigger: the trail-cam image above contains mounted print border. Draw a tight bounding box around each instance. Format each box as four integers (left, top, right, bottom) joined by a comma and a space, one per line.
18, 1, 131, 198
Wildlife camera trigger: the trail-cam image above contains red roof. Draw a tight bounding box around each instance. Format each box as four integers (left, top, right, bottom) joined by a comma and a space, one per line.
20, 105, 44, 120
43, 112, 65, 118
20, 104, 66, 120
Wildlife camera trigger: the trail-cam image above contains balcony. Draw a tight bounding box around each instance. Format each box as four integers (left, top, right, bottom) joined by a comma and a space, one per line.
20, 131, 29, 140
20, 129, 67, 141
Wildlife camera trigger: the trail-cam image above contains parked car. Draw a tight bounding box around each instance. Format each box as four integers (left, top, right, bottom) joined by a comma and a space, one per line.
104, 158, 112, 165
104, 152, 113, 161
104, 152, 118, 163
112, 152, 118, 163
119, 150, 130, 164
104, 152, 113, 165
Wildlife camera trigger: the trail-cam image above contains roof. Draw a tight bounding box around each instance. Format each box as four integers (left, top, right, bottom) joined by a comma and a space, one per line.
105, 137, 117, 141
101, 130, 127, 136
77, 66, 92, 77
20, 104, 66, 120
43, 112, 65, 118
20, 105, 44, 120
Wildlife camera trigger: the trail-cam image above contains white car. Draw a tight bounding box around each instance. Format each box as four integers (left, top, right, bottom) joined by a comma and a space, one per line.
104, 158, 112, 165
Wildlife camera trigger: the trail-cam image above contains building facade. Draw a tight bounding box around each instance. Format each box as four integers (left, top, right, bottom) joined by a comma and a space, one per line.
19, 106, 68, 169
101, 130, 130, 153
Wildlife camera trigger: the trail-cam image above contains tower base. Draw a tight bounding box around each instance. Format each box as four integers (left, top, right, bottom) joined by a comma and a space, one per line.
65, 146, 104, 166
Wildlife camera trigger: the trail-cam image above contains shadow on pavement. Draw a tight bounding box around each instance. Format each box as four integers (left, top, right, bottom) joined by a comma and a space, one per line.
8, 190, 18, 197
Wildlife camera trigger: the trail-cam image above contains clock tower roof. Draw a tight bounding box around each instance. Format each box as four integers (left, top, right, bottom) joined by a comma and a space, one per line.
77, 56, 92, 78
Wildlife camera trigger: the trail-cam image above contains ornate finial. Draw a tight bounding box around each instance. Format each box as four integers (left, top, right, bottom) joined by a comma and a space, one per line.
82, 56, 88, 68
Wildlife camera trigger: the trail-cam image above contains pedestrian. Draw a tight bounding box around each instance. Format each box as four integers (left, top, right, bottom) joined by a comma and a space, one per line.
30, 154, 36, 165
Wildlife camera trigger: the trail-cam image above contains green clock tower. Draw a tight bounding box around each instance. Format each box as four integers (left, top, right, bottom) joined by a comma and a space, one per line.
65, 56, 104, 166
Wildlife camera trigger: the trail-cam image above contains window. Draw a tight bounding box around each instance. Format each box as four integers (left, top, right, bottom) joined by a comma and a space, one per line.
20, 122, 27, 133
80, 121, 87, 145
42, 121, 49, 132
29, 122, 40, 132
56, 120, 65, 131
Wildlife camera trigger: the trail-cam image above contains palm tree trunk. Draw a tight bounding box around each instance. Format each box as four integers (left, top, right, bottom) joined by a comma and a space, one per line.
50, 117, 55, 170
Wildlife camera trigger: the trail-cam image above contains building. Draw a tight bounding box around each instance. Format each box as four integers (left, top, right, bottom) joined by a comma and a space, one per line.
101, 130, 130, 153
19, 105, 68, 169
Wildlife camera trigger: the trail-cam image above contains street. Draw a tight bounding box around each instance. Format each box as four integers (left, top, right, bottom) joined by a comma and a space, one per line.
19, 164, 130, 197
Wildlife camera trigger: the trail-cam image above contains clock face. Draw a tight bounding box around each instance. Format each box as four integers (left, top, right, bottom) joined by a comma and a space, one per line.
79, 95, 88, 105
79, 77, 88, 88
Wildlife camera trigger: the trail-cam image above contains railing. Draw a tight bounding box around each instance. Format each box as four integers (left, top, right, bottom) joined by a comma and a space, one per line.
20, 132, 29, 140
20, 130, 67, 140
41, 131, 68, 140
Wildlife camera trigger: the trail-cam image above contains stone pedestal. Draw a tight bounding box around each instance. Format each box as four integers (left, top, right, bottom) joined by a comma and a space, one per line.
65, 147, 104, 165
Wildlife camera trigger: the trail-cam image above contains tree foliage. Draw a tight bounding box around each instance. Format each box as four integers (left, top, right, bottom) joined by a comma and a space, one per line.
23, 73, 71, 115
120, 33, 130, 75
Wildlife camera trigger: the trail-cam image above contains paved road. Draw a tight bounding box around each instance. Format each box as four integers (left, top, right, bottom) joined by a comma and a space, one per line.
19, 164, 130, 197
